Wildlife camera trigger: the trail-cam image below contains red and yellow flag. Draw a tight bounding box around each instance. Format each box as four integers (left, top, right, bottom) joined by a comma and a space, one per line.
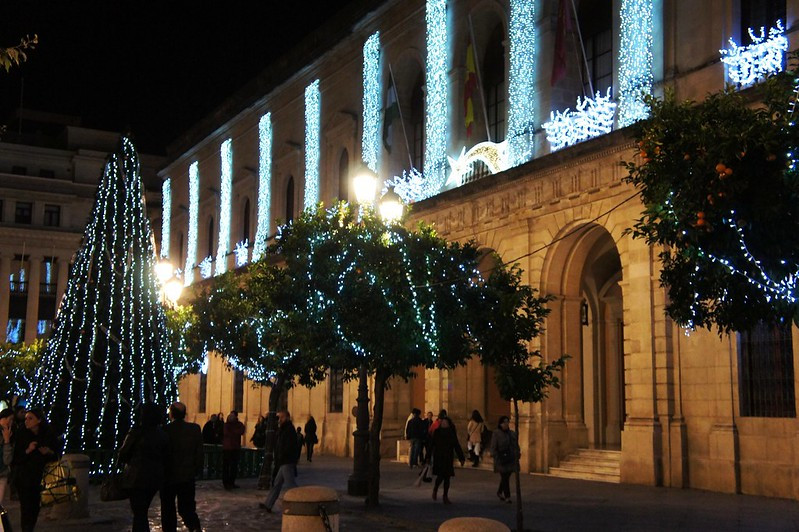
464, 43, 477, 138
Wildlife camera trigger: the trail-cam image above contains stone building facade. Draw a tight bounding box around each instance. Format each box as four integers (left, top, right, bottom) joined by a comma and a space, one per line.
160, 0, 799, 499
0, 111, 164, 344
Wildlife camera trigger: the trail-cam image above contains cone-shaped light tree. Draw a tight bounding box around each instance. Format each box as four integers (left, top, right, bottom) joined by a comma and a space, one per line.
31, 136, 176, 451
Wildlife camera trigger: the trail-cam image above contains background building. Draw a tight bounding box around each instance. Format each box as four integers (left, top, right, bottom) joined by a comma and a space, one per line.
159, 0, 799, 500
0, 110, 164, 344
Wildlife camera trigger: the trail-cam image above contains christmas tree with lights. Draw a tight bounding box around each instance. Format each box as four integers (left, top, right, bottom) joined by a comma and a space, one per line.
31, 136, 176, 451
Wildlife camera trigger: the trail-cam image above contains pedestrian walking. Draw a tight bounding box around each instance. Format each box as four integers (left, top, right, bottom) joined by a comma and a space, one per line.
201, 414, 218, 445
160, 402, 203, 532
466, 410, 485, 467
489, 415, 520, 503
304, 416, 318, 462
119, 403, 168, 532
421, 411, 433, 464
250, 415, 267, 449
222, 411, 245, 489
11, 408, 58, 532
296, 427, 305, 462
405, 408, 426, 468
260, 410, 299, 512
0, 409, 15, 504
430, 417, 464, 504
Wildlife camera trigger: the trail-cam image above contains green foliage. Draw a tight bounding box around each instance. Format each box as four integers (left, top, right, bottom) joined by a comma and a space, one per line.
0, 35, 37, 72
164, 305, 203, 378
623, 59, 799, 332
0, 340, 45, 404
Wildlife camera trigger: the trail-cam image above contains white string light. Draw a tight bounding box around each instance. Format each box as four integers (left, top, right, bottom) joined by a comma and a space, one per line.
235, 240, 249, 268
721, 20, 787, 87
543, 89, 617, 151
216, 138, 233, 274
304, 79, 321, 210
199, 256, 213, 279
362, 32, 381, 173
508, 0, 536, 166
424, 0, 449, 191
161, 178, 171, 258
185, 161, 199, 286
252, 113, 272, 261
618, 0, 653, 127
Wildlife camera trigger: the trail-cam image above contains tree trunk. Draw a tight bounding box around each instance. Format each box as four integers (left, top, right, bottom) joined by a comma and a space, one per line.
366, 370, 388, 507
257, 374, 285, 489
513, 398, 524, 532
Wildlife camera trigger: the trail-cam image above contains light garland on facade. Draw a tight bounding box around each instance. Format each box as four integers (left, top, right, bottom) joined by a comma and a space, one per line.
304, 80, 321, 210
30, 136, 174, 452
721, 20, 787, 87
508, 0, 536, 166
383, 168, 438, 204
618, 0, 654, 127
235, 240, 249, 268
252, 113, 272, 261
543, 89, 617, 151
185, 162, 199, 286
445, 140, 510, 187
362, 32, 381, 173
424, 0, 449, 192
161, 178, 171, 258
216, 138, 233, 274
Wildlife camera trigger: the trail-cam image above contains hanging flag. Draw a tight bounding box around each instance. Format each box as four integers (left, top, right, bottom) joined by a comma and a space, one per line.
551, 0, 573, 86
382, 77, 400, 153
464, 42, 478, 138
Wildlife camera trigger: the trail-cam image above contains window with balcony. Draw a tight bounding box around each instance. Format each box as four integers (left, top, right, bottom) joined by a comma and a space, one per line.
285, 176, 295, 223
483, 25, 506, 144
579, 0, 613, 96
43, 204, 61, 227
410, 74, 425, 172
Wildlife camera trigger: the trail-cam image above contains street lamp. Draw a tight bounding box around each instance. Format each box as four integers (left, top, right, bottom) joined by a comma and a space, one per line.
163, 276, 184, 306
154, 259, 183, 307
352, 167, 378, 206
155, 258, 174, 284
378, 187, 403, 223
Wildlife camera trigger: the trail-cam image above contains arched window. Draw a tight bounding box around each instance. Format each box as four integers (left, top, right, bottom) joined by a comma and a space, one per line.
410, 73, 425, 171
285, 176, 295, 223
579, 0, 613, 95
338, 149, 349, 202
483, 25, 506, 143
206, 217, 215, 259
178, 232, 184, 268
242, 198, 251, 242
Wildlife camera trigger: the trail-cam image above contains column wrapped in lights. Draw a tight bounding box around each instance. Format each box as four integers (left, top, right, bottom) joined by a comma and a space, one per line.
185, 161, 199, 286
30, 136, 175, 453
362, 32, 381, 173
252, 113, 272, 261
161, 177, 171, 258
618, 0, 654, 127
507, 0, 536, 166
216, 138, 233, 274
304, 79, 321, 210
424, 0, 449, 191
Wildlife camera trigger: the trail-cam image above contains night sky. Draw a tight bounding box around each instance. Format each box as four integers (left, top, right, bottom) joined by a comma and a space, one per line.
0, 1, 358, 155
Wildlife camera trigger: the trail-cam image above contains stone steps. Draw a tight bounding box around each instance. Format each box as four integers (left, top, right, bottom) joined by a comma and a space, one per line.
547, 448, 621, 484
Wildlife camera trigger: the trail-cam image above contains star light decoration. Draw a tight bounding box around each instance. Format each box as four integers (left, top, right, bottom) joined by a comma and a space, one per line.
543, 89, 617, 151
618, 0, 654, 127
235, 240, 249, 268
720, 20, 787, 88
252, 113, 272, 261
445, 140, 510, 188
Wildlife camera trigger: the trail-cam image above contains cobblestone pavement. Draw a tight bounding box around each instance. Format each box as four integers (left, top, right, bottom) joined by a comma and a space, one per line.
4, 455, 799, 531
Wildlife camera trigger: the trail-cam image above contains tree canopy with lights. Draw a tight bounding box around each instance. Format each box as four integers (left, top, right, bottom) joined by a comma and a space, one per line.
624, 62, 799, 332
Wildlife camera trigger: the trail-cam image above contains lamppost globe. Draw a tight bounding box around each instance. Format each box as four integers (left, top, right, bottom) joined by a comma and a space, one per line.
163, 276, 184, 305
378, 187, 403, 223
155, 258, 174, 284
353, 168, 378, 205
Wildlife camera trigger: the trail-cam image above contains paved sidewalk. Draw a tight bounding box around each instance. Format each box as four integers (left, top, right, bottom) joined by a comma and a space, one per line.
5, 455, 799, 531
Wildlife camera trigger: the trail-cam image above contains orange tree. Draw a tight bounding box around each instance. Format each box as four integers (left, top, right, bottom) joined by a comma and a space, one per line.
623, 61, 799, 332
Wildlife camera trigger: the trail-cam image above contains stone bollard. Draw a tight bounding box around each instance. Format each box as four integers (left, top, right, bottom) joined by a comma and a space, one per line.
438, 517, 510, 532
281, 486, 339, 532
48, 454, 90, 520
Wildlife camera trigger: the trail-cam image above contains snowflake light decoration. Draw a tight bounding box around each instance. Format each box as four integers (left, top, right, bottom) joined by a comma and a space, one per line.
199, 256, 213, 279
383, 168, 439, 204
235, 240, 249, 268
543, 89, 617, 151
721, 20, 787, 87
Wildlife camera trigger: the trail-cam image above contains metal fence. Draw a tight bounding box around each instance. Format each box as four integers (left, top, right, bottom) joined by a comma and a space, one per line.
83, 445, 264, 483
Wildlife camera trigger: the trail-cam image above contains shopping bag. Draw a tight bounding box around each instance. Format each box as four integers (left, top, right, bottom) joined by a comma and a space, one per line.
40, 460, 78, 506
100, 471, 128, 502
0, 502, 11, 532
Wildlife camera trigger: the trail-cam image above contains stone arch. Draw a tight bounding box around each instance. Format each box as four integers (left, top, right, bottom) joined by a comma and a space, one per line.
540, 218, 625, 455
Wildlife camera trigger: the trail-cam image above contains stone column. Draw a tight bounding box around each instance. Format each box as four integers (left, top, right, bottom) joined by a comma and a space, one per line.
24, 255, 42, 343
562, 296, 587, 446
0, 254, 10, 341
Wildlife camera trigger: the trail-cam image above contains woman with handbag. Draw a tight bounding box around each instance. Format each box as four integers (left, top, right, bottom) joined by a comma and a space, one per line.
489, 415, 519, 503
466, 410, 485, 467
11, 408, 58, 532
118, 403, 168, 532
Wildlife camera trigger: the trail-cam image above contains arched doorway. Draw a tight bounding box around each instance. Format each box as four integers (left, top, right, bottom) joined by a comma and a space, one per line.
543, 223, 624, 451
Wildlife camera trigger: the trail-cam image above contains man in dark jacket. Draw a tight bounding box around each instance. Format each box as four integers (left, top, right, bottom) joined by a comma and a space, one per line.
160, 402, 203, 532
222, 411, 246, 489
405, 408, 426, 468
260, 410, 299, 512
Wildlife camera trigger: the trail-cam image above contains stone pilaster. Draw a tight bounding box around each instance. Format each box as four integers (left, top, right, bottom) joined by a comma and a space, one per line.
24, 255, 42, 343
